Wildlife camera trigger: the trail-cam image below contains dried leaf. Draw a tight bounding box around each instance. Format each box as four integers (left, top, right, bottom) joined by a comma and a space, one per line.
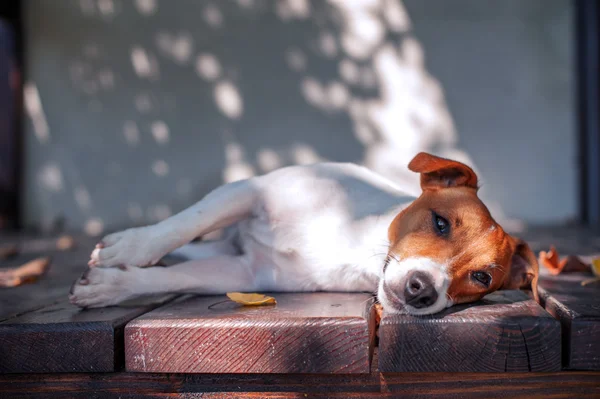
581, 277, 600, 287
539, 246, 593, 275
539, 246, 567, 275
226, 292, 276, 306
591, 258, 600, 276
0, 257, 51, 288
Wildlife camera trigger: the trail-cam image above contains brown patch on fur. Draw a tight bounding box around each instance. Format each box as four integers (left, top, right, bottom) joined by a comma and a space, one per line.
387, 153, 539, 306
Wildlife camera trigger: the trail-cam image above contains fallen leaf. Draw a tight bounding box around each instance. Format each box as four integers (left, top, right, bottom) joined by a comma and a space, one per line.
0, 257, 52, 288
226, 292, 276, 306
592, 258, 600, 277
539, 247, 592, 275
582, 258, 600, 286
539, 246, 567, 275
581, 277, 600, 287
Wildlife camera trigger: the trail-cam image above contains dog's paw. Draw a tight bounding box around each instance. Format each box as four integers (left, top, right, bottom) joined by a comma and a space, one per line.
88, 226, 167, 268
69, 266, 137, 308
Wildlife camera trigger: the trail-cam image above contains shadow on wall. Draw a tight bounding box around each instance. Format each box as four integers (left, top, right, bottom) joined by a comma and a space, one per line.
23, 0, 522, 236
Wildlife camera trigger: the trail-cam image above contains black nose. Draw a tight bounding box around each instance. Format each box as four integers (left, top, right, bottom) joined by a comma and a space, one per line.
404, 271, 438, 308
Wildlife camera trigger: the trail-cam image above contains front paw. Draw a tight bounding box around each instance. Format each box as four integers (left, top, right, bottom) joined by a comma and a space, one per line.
69, 266, 136, 308
88, 227, 165, 268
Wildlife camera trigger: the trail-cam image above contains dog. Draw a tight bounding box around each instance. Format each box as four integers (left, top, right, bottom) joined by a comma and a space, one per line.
69, 152, 538, 315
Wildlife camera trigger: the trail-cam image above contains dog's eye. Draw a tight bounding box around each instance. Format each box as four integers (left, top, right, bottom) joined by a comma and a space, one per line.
432, 212, 450, 236
471, 271, 492, 287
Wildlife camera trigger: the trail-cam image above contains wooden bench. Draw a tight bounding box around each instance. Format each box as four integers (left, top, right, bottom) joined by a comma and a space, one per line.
0, 233, 599, 398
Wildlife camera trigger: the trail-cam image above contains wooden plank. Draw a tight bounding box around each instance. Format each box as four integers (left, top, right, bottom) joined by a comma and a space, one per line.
0, 297, 173, 373
0, 234, 97, 321
378, 290, 561, 372
538, 272, 600, 370
125, 293, 376, 374
0, 368, 599, 398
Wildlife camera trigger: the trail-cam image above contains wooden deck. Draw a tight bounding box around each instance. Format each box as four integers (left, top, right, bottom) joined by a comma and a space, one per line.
0, 227, 599, 398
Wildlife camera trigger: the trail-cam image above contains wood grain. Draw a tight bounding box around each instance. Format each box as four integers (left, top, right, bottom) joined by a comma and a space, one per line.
125, 293, 376, 374
378, 290, 561, 372
0, 368, 598, 398
0, 297, 173, 373
0, 234, 96, 322
538, 272, 600, 370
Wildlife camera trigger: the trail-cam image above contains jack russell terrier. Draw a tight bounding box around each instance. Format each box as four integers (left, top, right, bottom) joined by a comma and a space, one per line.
69, 152, 538, 315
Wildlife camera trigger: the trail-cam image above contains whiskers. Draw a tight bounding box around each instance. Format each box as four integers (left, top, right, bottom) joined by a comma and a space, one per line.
445, 292, 453, 306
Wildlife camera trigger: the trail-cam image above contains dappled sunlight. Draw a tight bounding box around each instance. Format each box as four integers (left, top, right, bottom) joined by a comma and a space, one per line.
338, 59, 360, 85
301, 77, 328, 110
223, 139, 255, 183
84, 217, 104, 236
152, 159, 169, 177
237, 0, 255, 9
23, 82, 50, 143
382, 0, 411, 32
74, 186, 92, 211
318, 32, 338, 59
130, 46, 159, 79
195, 53, 221, 81
331, 0, 386, 60
151, 120, 170, 145
256, 148, 283, 173
97, 0, 118, 18
97, 68, 115, 90
326, 81, 350, 110
156, 32, 193, 65
275, 0, 311, 21
148, 204, 172, 222
214, 81, 243, 120
134, 0, 158, 16
38, 163, 63, 193
202, 4, 223, 28
291, 144, 324, 165
22, 0, 532, 233
123, 120, 141, 146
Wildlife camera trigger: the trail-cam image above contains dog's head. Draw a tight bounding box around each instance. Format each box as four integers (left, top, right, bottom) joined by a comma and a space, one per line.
378, 152, 538, 315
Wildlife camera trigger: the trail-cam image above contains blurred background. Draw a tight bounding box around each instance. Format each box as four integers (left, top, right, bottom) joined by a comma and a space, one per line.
0, 0, 598, 237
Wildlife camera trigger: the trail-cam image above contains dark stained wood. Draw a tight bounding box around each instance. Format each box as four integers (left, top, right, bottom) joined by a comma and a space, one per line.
378, 290, 561, 372
0, 234, 97, 322
0, 367, 599, 398
538, 272, 600, 370
125, 293, 376, 374
0, 297, 174, 373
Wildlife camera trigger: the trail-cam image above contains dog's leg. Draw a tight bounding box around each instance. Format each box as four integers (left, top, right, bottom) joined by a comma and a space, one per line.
89, 180, 257, 268
167, 226, 240, 260
70, 255, 255, 308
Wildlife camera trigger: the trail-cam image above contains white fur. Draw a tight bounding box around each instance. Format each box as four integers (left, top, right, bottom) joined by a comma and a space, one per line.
377, 257, 450, 315
71, 162, 449, 314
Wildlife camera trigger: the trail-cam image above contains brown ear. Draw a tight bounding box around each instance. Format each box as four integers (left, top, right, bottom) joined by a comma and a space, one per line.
502, 238, 539, 302
408, 152, 478, 190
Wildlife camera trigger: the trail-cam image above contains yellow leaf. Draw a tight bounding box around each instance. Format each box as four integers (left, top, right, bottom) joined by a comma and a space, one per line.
592, 258, 600, 277
226, 292, 276, 306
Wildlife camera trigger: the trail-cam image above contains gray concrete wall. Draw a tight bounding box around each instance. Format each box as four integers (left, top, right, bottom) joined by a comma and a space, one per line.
22, 0, 576, 236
